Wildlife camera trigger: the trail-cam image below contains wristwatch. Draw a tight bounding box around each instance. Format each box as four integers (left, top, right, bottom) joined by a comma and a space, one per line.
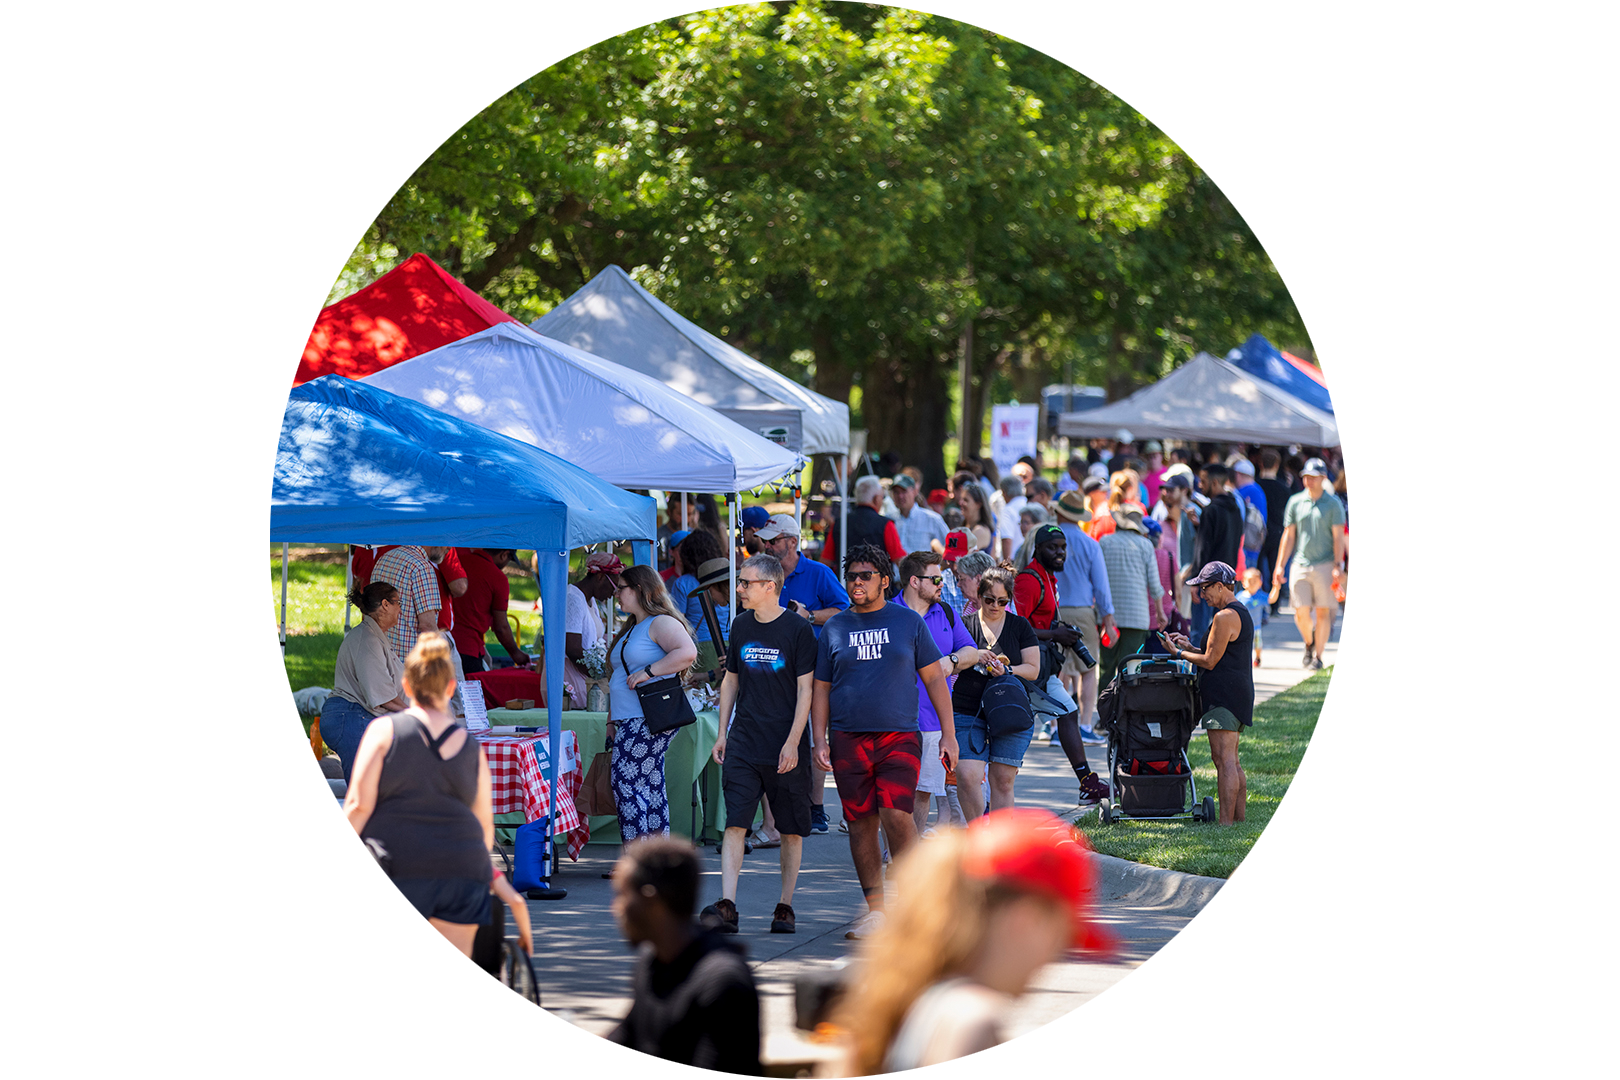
643, 664, 655, 680
947, 651, 960, 672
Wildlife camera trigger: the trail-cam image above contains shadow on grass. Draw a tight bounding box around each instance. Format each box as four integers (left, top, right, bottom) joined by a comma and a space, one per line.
1076, 669, 1332, 878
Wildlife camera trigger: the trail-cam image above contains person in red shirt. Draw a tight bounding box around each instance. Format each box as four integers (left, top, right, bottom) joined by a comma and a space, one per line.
1012, 526, 1109, 806
451, 548, 531, 674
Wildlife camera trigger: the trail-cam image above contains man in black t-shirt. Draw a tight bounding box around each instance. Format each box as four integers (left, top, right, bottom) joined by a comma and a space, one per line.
702, 554, 818, 936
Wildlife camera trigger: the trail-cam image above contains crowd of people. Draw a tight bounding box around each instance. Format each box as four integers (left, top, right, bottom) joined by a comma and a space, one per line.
317, 433, 1343, 1074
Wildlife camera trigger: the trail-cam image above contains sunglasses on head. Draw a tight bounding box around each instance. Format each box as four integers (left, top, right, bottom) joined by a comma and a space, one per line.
844, 569, 881, 583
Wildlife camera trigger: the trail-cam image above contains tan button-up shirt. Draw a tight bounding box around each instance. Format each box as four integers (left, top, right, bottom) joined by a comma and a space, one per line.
332, 616, 404, 715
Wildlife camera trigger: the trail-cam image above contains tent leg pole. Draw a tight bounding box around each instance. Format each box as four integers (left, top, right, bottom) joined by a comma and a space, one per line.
343, 547, 353, 631
277, 550, 289, 725
529, 548, 570, 901
729, 494, 738, 620
836, 458, 847, 571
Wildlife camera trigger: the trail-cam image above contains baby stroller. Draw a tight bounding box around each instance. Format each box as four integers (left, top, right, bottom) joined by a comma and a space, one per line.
1095, 653, 1216, 824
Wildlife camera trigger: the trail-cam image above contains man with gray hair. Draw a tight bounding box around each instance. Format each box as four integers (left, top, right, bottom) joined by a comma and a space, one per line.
885, 473, 949, 554
1012, 503, 1049, 569
703, 553, 819, 935
821, 474, 907, 567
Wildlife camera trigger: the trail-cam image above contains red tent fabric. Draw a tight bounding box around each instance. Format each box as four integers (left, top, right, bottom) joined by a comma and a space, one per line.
1281, 350, 1327, 387
294, 253, 518, 384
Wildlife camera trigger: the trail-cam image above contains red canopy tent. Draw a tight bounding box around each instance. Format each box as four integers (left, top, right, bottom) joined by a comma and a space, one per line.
294, 253, 519, 384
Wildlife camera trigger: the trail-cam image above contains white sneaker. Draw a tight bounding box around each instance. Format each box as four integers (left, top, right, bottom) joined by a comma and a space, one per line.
845, 909, 886, 940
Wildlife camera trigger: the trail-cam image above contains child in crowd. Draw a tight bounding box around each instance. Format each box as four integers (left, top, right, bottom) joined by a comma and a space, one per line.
1237, 567, 1267, 667
273, 806, 387, 977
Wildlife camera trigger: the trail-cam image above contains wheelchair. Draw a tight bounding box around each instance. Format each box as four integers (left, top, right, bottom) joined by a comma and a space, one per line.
469, 861, 544, 1036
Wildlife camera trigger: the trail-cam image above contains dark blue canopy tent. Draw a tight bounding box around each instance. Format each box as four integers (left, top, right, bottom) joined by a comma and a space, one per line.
1227, 333, 1334, 417
271, 375, 658, 895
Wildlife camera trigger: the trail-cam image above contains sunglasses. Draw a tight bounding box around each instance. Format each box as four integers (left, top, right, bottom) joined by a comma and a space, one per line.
918, 575, 944, 587
979, 596, 1011, 607
844, 570, 882, 583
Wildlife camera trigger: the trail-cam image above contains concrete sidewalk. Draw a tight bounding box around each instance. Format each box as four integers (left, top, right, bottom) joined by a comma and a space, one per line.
516, 600, 1341, 1059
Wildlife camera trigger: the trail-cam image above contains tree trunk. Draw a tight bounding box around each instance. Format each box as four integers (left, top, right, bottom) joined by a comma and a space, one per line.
862, 353, 952, 491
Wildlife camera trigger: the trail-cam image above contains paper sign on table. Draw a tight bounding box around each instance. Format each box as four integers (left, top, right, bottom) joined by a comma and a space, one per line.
462, 681, 489, 732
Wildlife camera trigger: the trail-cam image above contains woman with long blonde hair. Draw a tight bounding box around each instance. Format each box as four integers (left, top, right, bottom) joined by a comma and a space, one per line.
834, 809, 1112, 1073
606, 564, 700, 842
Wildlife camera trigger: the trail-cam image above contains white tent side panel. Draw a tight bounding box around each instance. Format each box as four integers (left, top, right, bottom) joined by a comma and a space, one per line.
1057, 352, 1339, 446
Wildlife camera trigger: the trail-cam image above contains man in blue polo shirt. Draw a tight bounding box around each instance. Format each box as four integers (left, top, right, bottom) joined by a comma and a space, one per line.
756, 513, 850, 832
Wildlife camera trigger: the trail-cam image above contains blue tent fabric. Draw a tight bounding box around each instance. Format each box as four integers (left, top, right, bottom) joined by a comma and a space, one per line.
1227, 334, 1334, 416
272, 376, 652, 892
272, 376, 656, 549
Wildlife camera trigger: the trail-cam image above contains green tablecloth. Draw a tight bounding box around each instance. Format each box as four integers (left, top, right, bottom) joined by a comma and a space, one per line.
486, 709, 726, 844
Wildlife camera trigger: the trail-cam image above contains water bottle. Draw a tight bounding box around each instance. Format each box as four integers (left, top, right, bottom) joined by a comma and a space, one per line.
550, 1010, 583, 1075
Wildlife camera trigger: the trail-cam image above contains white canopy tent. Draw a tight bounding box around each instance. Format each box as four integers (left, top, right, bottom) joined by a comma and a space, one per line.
1057, 351, 1339, 446
364, 321, 805, 617
363, 322, 804, 493
532, 266, 857, 566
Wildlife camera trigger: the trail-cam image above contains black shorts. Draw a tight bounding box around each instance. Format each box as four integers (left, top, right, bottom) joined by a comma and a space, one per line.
722, 754, 813, 836
392, 876, 490, 925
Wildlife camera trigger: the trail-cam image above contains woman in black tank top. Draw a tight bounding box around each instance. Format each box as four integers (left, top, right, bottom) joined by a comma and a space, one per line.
344, 634, 495, 957
1159, 561, 1252, 826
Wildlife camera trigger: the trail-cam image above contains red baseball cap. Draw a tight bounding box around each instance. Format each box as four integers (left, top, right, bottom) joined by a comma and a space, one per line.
962, 808, 1115, 953
927, 488, 950, 506
942, 530, 971, 563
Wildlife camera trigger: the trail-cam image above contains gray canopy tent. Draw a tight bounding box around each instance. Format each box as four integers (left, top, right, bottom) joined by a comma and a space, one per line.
532, 265, 857, 567
1057, 351, 1339, 446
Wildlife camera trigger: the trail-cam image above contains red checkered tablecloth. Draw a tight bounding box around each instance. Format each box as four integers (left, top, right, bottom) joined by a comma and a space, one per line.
475, 731, 588, 859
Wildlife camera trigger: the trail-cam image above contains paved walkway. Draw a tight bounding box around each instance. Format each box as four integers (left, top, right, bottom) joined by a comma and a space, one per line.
513, 600, 1341, 1060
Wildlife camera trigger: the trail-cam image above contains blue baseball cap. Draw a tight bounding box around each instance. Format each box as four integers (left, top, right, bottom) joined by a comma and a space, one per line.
1186, 561, 1236, 588
668, 529, 691, 549
740, 505, 771, 530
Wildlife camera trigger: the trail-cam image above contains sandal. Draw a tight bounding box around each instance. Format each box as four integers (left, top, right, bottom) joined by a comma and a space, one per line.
750, 828, 782, 849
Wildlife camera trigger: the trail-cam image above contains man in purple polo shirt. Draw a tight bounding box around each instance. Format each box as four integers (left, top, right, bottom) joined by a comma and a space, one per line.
895, 550, 979, 834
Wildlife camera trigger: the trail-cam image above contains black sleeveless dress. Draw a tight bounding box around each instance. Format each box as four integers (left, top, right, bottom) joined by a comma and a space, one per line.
1197, 600, 1254, 727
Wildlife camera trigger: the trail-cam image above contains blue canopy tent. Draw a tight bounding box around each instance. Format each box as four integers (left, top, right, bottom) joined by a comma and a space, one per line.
1226, 333, 1334, 416
272, 375, 658, 896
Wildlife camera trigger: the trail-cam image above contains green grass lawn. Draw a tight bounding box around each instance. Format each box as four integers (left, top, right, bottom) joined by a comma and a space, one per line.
1076, 668, 1331, 879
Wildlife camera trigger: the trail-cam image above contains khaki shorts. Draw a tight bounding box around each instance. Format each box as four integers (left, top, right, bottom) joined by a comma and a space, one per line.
1289, 561, 1340, 613
1058, 606, 1099, 676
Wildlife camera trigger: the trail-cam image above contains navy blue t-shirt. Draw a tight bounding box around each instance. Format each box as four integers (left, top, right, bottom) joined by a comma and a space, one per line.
815, 603, 943, 733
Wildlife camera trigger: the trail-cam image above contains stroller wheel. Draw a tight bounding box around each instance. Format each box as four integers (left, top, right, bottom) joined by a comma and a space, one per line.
1099, 804, 1114, 825
1200, 796, 1216, 823
500, 941, 542, 1006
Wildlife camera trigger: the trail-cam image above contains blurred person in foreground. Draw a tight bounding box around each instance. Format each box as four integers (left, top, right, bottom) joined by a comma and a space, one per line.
833, 809, 1112, 1073
1140, 835, 1354, 1080
609, 837, 761, 1074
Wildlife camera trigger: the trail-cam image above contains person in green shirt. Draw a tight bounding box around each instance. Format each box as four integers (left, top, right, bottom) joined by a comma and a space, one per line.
1271, 458, 1346, 670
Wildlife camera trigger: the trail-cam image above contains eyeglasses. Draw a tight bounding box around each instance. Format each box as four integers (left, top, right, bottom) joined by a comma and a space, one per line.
844, 570, 881, 583
980, 596, 1011, 607
735, 577, 770, 589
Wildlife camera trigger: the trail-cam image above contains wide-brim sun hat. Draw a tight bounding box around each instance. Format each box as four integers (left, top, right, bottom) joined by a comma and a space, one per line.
1211, 835, 1347, 1010
1053, 490, 1092, 523
695, 557, 734, 590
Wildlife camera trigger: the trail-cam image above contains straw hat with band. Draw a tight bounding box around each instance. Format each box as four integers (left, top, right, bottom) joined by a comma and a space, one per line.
1110, 505, 1149, 536
695, 557, 734, 591
1052, 490, 1091, 523
1211, 835, 1347, 1003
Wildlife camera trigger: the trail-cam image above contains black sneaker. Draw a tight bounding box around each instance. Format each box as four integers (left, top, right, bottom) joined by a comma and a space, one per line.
1310, 655, 1324, 670
770, 903, 796, 934
700, 897, 739, 934
809, 805, 829, 833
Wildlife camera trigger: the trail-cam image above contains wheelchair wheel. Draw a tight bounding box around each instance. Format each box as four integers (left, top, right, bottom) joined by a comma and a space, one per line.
492, 939, 544, 1036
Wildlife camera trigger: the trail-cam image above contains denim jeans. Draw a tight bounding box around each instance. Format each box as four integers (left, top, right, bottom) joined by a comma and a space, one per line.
320, 696, 376, 782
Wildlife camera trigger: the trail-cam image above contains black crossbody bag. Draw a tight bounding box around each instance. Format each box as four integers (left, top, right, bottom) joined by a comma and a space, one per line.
619, 624, 697, 736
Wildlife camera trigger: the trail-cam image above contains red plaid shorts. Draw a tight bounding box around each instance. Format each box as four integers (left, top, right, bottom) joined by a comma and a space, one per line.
830, 730, 921, 820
